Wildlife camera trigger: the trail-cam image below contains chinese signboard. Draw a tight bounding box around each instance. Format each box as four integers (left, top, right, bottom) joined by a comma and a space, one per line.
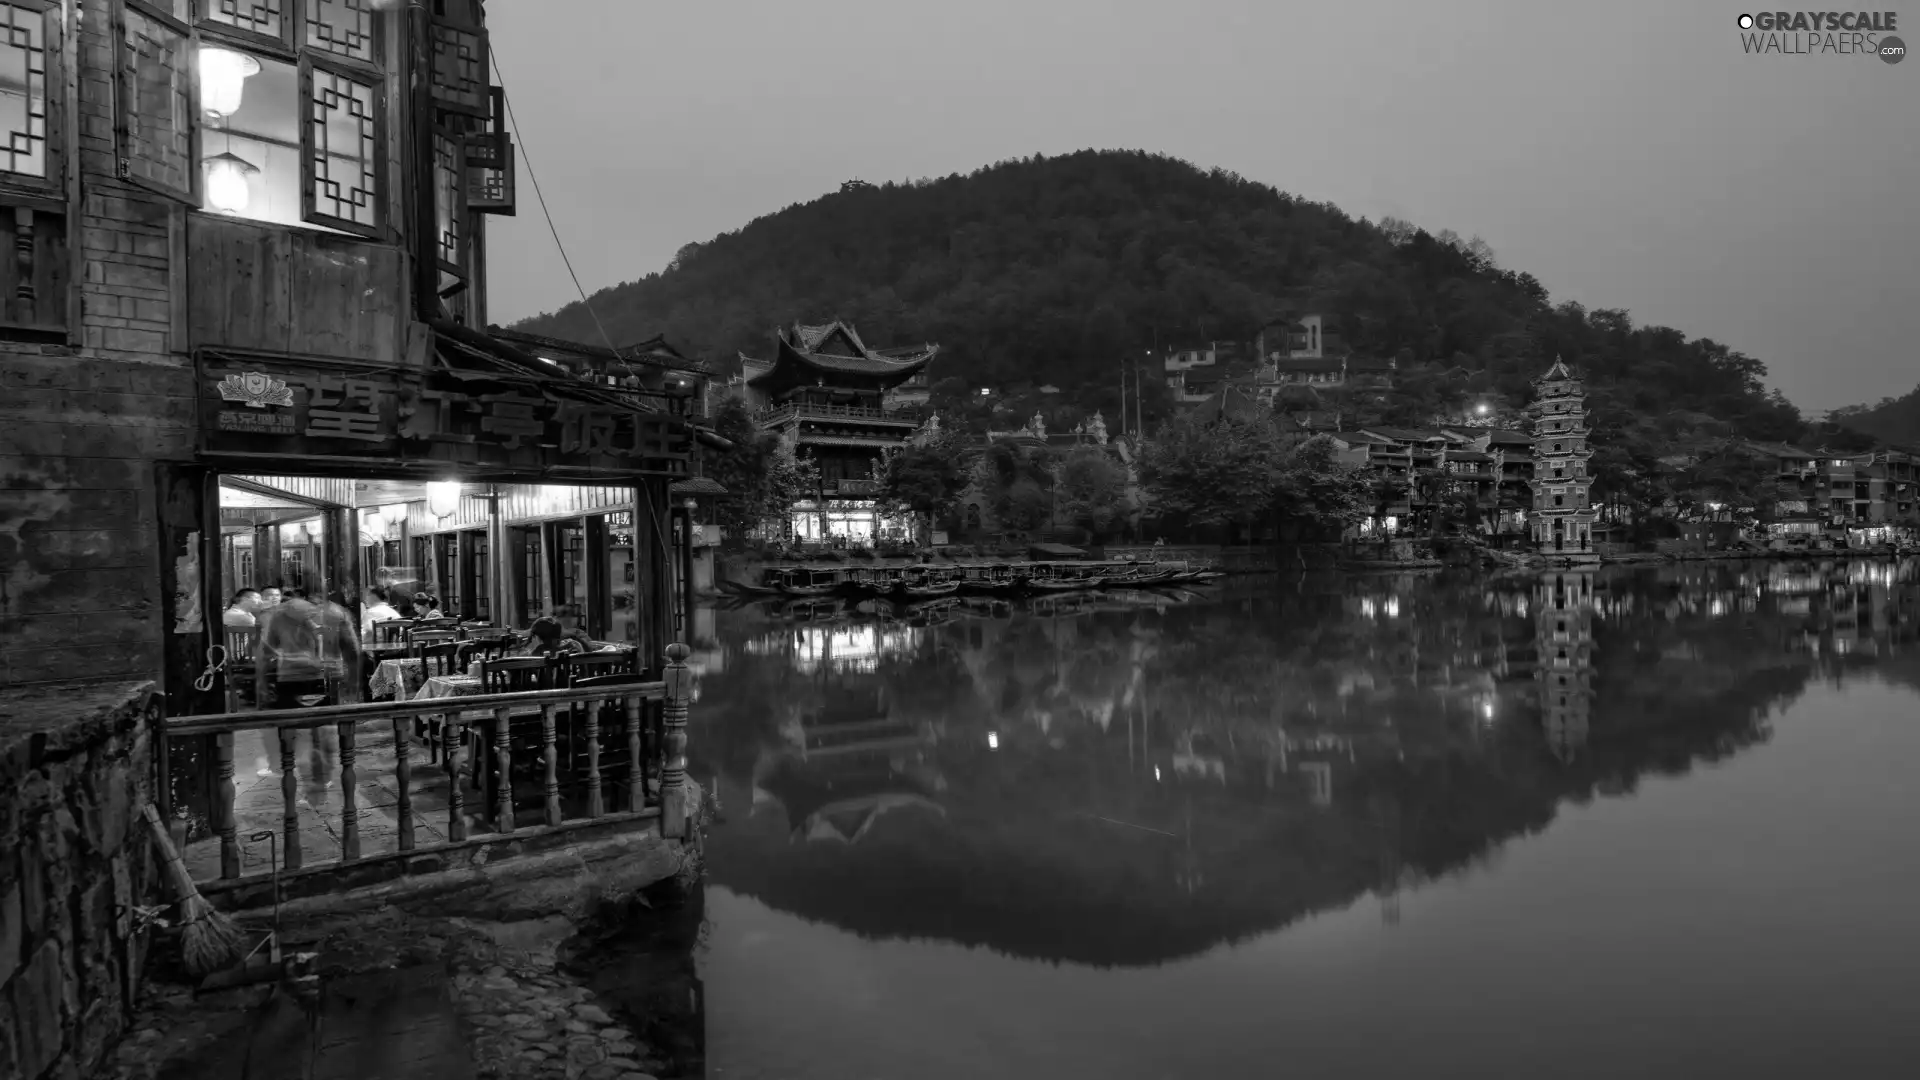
197, 359, 693, 476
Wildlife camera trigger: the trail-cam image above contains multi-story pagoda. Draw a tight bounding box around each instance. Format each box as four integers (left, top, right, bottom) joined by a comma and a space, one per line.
1534, 570, 1597, 761
1527, 357, 1599, 562
735, 321, 939, 544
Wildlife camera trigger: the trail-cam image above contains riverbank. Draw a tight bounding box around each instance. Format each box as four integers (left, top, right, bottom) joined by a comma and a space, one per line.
96, 902, 695, 1080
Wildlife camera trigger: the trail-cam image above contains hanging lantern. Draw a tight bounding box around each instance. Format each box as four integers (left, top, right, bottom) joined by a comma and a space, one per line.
198, 47, 261, 119
426, 481, 462, 518
382, 503, 410, 529
203, 152, 259, 213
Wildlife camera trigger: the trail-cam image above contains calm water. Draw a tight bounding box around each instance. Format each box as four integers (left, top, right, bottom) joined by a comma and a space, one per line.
680, 561, 1920, 1080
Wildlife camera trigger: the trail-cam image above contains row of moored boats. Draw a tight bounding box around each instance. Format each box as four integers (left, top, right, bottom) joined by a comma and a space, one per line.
722, 560, 1225, 601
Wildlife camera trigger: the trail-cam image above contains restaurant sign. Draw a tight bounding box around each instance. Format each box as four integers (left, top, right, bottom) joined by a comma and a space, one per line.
197, 358, 693, 475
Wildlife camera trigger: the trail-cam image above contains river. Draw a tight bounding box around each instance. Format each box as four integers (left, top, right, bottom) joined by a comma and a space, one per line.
673, 559, 1920, 1079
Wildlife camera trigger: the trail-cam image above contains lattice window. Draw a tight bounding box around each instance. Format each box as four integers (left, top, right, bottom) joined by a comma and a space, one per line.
304, 63, 379, 230
117, 2, 197, 201
429, 11, 488, 116
432, 129, 464, 271
0, 2, 50, 179
305, 0, 375, 63
204, 0, 288, 44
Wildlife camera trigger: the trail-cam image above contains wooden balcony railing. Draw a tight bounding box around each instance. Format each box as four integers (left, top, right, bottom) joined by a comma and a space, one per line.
759, 401, 914, 426
826, 478, 883, 497
160, 646, 695, 889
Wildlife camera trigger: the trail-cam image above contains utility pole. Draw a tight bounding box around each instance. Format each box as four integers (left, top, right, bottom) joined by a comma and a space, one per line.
1120, 354, 1129, 437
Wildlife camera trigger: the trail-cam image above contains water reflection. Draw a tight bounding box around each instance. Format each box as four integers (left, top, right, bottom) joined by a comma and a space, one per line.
686, 559, 1920, 971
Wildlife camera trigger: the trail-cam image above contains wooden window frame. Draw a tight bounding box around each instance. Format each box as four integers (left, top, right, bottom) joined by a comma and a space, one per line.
114, 0, 391, 237
0, 0, 65, 199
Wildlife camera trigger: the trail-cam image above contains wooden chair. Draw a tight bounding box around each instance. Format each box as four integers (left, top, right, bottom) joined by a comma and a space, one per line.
414, 616, 462, 633
412, 640, 459, 679
558, 650, 638, 682
371, 619, 411, 645
406, 628, 460, 650
222, 627, 266, 711
455, 636, 510, 673
468, 655, 558, 806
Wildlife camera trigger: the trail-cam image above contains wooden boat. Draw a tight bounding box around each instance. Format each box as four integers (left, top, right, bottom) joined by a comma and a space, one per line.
718, 577, 781, 596
890, 565, 961, 601
837, 566, 894, 599
952, 563, 1020, 597
1017, 561, 1107, 594
1101, 565, 1179, 588
768, 567, 843, 597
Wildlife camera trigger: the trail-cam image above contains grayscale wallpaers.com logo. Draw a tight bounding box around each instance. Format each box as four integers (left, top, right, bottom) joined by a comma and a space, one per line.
1737, 11, 1905, 62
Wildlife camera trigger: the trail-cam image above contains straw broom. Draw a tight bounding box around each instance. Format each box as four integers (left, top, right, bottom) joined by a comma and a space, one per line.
140, 804, 249, 977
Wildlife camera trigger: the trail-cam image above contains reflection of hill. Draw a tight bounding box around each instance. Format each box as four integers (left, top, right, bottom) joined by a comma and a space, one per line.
691, 561, 1917, 968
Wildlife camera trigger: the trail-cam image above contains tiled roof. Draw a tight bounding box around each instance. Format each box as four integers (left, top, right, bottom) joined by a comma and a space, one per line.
1483, 429, 1533, 446
1359, 426, 1446, 443
745, 321, 939, 388
670, 477, 729, 496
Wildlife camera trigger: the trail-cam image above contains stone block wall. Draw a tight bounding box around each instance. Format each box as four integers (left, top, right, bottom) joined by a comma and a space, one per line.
0, 682, 157, 1080
1, 0, 196, 688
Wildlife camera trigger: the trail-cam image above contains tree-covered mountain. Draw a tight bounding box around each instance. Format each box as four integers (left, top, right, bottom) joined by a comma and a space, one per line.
515, 149, 1804, 441
1832, 383, 1920, 447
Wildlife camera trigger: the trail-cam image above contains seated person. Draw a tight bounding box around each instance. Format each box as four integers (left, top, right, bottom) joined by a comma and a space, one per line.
411, 592, 445, 619
361, 586, 402, 638
223, 588, 261, 628
512, 616, 588, 659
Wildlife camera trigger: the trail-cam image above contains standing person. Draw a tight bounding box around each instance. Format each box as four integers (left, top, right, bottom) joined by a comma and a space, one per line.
262, 589, 327, 708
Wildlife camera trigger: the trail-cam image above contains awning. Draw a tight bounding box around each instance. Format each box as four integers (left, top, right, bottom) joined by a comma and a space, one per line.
671, 477, 729, 497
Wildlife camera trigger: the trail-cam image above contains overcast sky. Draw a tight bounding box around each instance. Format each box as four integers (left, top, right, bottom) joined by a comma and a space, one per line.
483, 0, 1917, 412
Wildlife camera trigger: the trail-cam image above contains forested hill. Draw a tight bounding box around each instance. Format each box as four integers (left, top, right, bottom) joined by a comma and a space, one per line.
514, 149, 1803, 442
1832, 384, 1920, 447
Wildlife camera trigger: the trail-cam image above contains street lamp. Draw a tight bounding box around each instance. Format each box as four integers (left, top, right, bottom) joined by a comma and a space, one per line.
202, 152, 259, 214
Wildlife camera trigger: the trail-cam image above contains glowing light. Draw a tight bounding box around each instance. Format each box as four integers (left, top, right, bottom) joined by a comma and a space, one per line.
425, 481, 462, 518
197, 47, 261, 118
987, 732, 999, 749
202, 152, 258, 213
1482, 702, 1495, 720
1153, 766, 1162, 781
1476, 403, 1490, 416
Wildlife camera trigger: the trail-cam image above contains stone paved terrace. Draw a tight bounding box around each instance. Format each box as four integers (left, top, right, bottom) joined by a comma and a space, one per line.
177, 714, 651, 883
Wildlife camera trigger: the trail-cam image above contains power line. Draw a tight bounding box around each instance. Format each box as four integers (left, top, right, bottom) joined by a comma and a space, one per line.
488, 54, 620, 356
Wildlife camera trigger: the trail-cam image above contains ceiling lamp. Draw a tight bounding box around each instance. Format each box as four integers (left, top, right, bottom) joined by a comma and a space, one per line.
203, 152, 259, 214
198, 47, 261, 119
425, 481, 462, 518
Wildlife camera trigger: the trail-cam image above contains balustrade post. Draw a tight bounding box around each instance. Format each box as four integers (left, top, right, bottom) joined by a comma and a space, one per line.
338, 721, 360, 861
584, 696, 604, 819
445, 713, 467, 842
215, 732, 240, 879
624, 693, 644, 812
541, 704, 562, 826
392, 717, 416, 851
661, 643, 692, 839
492, 706, 514, 831
279, 728, 301, 870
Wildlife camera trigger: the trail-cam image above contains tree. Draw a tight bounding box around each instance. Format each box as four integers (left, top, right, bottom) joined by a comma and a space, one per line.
1055, 446, 1130, 540
1139, 414, 1284, 532
702, 398, 775, 544
882, 431, 969, 543
1270, 435, 1372, 539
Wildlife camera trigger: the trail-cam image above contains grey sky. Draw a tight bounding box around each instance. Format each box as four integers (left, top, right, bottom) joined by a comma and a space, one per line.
484, 0, 1918, 411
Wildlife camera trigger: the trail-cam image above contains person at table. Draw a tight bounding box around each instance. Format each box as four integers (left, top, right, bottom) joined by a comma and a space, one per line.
223, 588, 262, 628
513, 616, 588, 659
412, 592, 445, 619
360, 586, 401, 639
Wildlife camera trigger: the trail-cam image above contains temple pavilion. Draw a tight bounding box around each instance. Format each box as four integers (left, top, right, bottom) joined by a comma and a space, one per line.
734, 321, 939, 544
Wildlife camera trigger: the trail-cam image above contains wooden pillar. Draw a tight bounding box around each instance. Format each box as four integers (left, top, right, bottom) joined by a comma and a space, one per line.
660, 642, 692, 839
677, 499, 696, 643
584, 513, 610, 640
156, 464, 220, 718
487, 488, 508, 625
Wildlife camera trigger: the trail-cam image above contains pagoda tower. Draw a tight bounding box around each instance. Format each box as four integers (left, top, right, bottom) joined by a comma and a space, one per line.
1527, 357, 1598, 559
1534, 569, 1596, 761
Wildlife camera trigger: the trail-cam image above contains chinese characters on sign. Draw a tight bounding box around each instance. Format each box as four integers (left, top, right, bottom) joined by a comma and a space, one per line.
201, 363, 692, 470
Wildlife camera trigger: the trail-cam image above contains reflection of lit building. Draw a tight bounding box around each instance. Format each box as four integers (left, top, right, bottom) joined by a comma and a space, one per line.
1535, 570, 1597, 760
778, 622, 924, 675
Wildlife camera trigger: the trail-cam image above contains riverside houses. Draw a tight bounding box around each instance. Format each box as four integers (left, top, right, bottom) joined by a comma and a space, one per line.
732, 320, 940, 544
3, 0, 716, 937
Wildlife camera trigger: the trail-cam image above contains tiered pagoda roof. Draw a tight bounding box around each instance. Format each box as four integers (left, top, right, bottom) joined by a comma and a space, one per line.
744, 320, 939, 395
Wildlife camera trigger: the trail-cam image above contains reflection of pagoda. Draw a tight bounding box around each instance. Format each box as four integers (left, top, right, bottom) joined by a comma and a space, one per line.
1534, 570, 1597, 760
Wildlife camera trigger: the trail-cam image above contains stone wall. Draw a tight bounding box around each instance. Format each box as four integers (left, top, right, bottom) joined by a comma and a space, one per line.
0, 0, 197, 688
0, 681, 158, 1080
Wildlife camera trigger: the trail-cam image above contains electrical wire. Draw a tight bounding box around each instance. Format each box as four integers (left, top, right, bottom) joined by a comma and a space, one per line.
488, 53, 621, 357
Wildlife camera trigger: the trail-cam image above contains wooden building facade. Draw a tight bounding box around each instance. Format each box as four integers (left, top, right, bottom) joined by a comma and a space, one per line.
0, 0, 714, 709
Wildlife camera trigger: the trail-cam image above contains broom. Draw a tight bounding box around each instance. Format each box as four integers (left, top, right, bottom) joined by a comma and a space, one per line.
141, 804, 249, 978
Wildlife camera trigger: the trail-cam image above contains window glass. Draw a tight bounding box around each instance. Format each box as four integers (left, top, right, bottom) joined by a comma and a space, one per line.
202, 51, 302, 225
0, 3, 48, 178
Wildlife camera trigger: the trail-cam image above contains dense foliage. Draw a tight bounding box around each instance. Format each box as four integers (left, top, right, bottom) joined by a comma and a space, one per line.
519, 149, 1812, 445
702, 398, 818, 538
1832, 383, 1920, 447
1139, 419, 1371, 538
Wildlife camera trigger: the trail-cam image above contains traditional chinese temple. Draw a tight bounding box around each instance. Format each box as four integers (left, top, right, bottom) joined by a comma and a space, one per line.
733, 321, 939, 544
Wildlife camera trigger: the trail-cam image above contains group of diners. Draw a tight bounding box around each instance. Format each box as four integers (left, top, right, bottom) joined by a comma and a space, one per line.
219, 580, 635, 711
